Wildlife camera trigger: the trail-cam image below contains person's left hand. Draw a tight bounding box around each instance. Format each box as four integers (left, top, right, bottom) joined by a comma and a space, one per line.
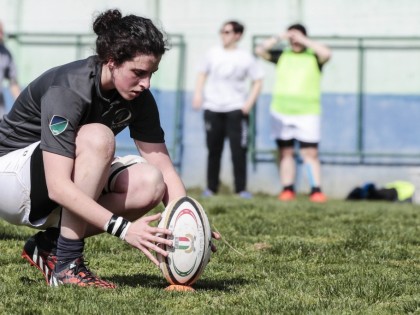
288, 29, 307, 45
210, 231, 221, 252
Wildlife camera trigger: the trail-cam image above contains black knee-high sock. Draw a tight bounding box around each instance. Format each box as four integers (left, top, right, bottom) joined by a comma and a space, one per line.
55, 235, 85, 272
283, 185, 295, 192
311, 186, 321, 194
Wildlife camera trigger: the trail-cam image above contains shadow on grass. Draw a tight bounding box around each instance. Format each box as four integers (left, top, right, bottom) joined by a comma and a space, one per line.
110, 273, 248, 291
0, 232, 29, 241
20, 276, 43, 285
193, 277, 249, 291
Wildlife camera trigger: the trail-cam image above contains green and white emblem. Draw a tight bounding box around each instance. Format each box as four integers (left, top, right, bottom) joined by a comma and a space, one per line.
49, 115, 69, 136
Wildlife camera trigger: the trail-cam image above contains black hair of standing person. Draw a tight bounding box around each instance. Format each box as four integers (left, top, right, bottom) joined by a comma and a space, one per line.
287, 23, 307, 36
224, 20, 245, 35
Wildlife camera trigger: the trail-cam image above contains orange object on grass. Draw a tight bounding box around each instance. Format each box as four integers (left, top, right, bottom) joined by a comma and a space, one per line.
309, 192, 327, 203
164, 285, 195, 292
278, 190, 296, 201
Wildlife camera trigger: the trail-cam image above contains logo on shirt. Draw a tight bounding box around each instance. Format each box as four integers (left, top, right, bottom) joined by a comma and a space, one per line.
113, 108, 131, 123
49, 115, 69, 136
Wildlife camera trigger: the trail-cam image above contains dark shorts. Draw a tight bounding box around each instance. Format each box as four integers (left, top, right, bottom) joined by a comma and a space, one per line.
29, 144, 59, 223
276, 139, 318, 149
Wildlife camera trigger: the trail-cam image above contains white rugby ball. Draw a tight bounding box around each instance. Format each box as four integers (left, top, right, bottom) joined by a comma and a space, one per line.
156, 196, 212, 286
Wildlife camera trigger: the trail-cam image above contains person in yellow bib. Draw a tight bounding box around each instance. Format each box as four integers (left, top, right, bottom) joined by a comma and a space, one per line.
255, 24, 331, 203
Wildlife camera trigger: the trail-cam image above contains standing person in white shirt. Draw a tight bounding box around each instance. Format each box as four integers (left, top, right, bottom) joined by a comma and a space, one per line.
193, 20, 264, 199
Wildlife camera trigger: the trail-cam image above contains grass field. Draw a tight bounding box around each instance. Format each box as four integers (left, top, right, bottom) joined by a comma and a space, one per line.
1, 192, 420, 314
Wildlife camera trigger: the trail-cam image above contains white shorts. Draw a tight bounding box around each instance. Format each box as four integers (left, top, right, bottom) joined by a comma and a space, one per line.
270, 111, 321, 143
104, 155, 147, 193
0, 142, 146, 229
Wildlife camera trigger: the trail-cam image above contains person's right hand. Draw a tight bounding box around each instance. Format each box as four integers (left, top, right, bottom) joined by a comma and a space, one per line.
286, 29, 308, 46
192, 93, 202, 110
123, 212, 173, 266
277, 31, 290, 41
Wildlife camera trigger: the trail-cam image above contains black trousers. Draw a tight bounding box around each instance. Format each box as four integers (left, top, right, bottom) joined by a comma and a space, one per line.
204, 109, 249, 193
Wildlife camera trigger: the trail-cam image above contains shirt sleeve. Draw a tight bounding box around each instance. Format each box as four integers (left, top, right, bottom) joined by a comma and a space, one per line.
129, 91, 165, 143
247, 54, 265, 80
40, 86, 86, 158
269, 49, 283, 64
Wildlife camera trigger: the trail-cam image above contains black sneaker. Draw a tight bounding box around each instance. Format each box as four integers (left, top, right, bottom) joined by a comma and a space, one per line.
21, 231, 57, 285
50, 257, 116, 289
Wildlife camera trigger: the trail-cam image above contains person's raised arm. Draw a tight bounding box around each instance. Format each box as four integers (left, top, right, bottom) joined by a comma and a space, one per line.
290, 30, 332, 64
255, 32, 287, 61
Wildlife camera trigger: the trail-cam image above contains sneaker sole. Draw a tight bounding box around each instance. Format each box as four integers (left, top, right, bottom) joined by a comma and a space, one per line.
50, 276, 116, 288
50, 273, 117, 288
21, 249, 52, 285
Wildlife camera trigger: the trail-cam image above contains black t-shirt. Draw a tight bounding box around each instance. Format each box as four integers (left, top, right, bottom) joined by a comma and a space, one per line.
0, 56, 165, 158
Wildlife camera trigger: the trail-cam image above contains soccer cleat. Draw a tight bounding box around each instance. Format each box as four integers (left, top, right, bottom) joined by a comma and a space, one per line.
278, 190, 296, 201
309, 192, 327, 203
50, 257, 116, 288
201, 188, 215, 198
237, 191, 253, 199
21, 231, 57, 285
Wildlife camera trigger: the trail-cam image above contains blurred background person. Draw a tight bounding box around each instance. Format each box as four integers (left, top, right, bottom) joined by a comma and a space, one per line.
255, 23, 331, 203
0, 21, 21, 119
192, 20, 264, 199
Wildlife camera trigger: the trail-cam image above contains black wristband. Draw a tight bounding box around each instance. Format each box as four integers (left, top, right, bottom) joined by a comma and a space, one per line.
105, 215, 118, 234
104, 215, 131, 240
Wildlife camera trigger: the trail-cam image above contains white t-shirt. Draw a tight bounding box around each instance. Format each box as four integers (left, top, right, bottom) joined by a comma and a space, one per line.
197, 46, 264, 112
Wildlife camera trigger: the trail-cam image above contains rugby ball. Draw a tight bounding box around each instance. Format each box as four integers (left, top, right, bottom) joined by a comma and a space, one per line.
156, 196, 212, 286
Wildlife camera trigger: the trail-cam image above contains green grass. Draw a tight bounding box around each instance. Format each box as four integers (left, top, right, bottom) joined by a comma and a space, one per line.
1, 193, 420, 314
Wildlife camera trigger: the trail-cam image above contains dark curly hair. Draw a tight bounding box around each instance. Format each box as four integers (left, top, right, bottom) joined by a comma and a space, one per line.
287, 23, 307, 36
93, 9, 169, 65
